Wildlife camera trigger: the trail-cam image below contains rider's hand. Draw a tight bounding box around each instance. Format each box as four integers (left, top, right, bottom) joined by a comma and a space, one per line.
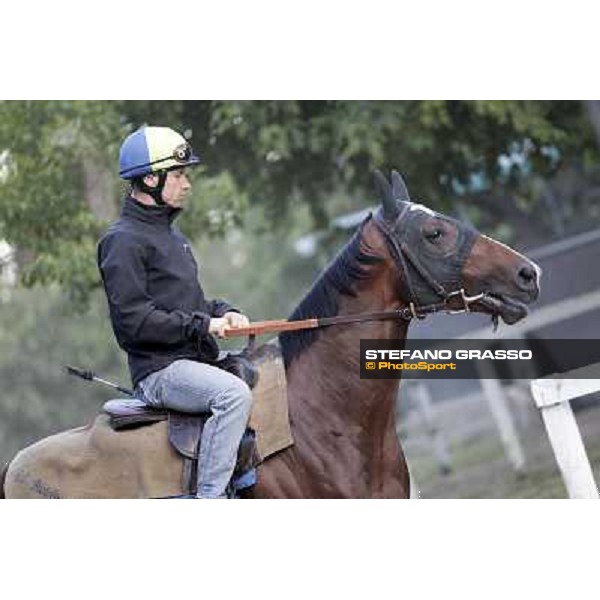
223, 312, 250, 329
209, 318, 231, 338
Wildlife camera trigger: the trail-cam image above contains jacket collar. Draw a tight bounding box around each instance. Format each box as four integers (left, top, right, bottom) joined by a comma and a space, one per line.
121, 196, 182, 228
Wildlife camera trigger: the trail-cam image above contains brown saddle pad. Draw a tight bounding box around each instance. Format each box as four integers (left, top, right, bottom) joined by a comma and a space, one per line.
247, 342, 293, 458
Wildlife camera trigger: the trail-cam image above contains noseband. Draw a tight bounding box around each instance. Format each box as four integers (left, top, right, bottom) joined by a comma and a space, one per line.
373, 206, 485, 321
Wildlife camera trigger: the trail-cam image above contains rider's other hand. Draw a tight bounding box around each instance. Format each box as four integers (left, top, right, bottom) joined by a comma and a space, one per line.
209, 317, 231, 338
224, 312, 250, 329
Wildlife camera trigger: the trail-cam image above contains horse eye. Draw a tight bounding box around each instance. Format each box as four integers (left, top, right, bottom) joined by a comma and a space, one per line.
425, 228, 443, 241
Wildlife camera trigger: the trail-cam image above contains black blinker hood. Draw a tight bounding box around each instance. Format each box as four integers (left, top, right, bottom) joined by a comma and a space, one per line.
379, 202, 479, 306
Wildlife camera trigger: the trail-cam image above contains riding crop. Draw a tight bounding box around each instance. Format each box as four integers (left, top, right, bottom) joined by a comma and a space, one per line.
64, 365, 133, 396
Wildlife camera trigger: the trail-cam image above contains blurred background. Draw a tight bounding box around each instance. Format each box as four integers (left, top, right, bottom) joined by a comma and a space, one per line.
2, 100, 600, 497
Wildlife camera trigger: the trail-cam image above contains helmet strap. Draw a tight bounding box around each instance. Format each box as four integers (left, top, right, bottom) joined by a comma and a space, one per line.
135, 171, 168, 206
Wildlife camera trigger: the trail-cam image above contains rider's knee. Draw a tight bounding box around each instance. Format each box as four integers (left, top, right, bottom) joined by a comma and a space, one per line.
236, 380, 253, 414
219, 378, 253, 414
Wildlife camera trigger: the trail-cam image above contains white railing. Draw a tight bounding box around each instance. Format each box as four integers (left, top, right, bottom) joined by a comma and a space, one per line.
530, 365, 600, 499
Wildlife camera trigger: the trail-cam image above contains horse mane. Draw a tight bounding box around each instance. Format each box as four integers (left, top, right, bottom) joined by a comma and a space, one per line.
280, 217, 384, 366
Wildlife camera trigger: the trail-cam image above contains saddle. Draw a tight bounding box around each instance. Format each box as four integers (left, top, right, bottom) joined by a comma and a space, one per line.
103, 352, 262, 497
103, 399, 260, 497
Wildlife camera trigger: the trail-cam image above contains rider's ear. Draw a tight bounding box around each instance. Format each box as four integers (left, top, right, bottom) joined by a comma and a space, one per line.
143, 173, 159, 188
391, 170, 410, 203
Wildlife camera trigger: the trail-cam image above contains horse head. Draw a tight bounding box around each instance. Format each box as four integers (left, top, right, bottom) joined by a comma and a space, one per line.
372, 169, 540, 326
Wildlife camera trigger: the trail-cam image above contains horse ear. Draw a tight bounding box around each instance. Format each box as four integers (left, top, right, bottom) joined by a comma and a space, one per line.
391, 170, 410, 203
373, 169, 399, 219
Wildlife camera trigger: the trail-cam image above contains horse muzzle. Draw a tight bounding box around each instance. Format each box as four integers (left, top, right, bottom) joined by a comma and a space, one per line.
476, 292, 531, 325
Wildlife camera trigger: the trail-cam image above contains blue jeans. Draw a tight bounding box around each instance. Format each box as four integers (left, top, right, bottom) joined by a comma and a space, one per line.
135, 359, 253, 499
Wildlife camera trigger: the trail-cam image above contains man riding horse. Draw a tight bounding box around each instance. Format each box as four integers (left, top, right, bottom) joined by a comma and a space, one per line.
97, 125, 252, 499
1, 146, 541, 499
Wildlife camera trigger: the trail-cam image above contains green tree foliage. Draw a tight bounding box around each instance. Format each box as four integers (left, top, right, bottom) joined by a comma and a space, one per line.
0, 101, 123, 304
1, 101, 600, 305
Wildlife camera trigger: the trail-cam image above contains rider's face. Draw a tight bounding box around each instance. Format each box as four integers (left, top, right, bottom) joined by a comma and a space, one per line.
159, 168, 192, 208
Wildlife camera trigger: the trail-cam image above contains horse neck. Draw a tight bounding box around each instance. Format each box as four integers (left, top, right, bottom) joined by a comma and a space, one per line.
284, 253, 410, 473
287, 281, 408, 422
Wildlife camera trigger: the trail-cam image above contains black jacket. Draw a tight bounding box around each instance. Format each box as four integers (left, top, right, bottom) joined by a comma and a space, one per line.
97, 196, 237, 387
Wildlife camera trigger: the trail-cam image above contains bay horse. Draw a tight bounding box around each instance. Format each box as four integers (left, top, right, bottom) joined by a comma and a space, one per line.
0, 170, 540, 499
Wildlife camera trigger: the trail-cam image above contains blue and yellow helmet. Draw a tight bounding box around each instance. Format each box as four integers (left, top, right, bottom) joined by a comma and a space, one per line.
119, 126, 201, 180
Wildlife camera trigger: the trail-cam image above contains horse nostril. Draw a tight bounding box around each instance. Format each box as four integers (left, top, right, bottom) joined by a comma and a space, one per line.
517, 264, 537, 288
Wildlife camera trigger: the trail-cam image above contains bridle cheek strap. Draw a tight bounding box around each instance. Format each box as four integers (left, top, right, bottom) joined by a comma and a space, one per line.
400, 241, 449, 299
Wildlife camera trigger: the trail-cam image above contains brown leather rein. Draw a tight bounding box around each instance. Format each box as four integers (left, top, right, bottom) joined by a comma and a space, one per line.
225, 288, 484, 339
225, 213, 486, 341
